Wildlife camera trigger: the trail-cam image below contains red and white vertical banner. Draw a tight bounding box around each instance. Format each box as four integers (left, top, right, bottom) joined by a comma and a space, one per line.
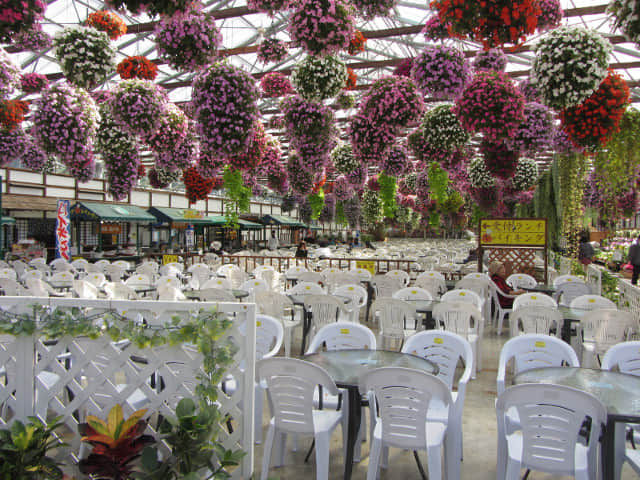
55, 200, 71, 260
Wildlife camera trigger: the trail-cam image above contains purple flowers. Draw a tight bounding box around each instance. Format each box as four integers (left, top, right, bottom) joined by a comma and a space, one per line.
504, 102, 554, 155
411, 45, 471, 100
260, 72, 294, 98
146, 103, 189, 153
257, 38, 289, 63
109, 79, 168, 142
288, 0, 354, 56
472, 48, 508, 72
154, 5, 222, 71
20, 72, 48, 94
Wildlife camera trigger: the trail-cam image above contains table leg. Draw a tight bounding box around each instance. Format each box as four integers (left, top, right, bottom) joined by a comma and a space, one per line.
364, 282, 374, 322
344, 386, 362, 480
300, 308, 311, 355
604, 417, 616, 480
561, 318, 572, 344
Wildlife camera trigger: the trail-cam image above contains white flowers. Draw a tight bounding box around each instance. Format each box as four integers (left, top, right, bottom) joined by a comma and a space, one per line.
468, 157, 495, 188
291, 55, 347, 101
512, 157, 539, 190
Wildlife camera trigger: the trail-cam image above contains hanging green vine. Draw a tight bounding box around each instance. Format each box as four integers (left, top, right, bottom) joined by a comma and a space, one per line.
378, 173, 397, 218
223, 167, 251, 227
427, 162, 449, 204
308, 189, 325, 220
557, 152, 588, 259
335, 201, 346, 226
533, 163, 562, 250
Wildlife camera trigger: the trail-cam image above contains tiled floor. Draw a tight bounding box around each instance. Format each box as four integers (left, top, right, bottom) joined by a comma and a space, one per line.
253, 318, 640, 480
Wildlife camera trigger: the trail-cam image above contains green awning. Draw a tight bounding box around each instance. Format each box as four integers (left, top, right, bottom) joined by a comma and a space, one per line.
70, 202, 156, 223
1, 216, 15, 225
148, 207, 213, 225
306, 224, 322, 231
260, 214, 305, 227
238, 219, 263, 230
207, 216, 263, 230
207, 215, 229, 226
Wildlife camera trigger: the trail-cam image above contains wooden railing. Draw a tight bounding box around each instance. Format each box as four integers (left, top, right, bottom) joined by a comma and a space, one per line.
220, 254, 312, 273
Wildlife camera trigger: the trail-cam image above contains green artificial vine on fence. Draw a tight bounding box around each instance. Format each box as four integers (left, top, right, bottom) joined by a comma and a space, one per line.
557, 152, 588, 259
223, 167, 251, 228
308, 189, 325, 220
378, 173, 397, 218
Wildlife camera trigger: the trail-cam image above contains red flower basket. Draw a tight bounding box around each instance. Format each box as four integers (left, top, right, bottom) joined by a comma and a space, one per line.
0, 100, 28, 131
345, 67, 357, 90
560, 69, 630, 151
117, 56, 158, 80
86, 11, 127, 40
183, 167, 214, 203
348, 30, 366, 55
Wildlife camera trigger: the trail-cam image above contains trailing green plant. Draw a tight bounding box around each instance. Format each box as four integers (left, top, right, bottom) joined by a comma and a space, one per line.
378, 173, 397, 218
362, 188, 383, 227
308, 189, 325, 220
532, 163, 561, 250
335, 201, 346, 226
223, 167, 251, 228
601, 269, 620, 304
557, 152, 588, 259
427, 162, 450, 204
0, 416, 66, 479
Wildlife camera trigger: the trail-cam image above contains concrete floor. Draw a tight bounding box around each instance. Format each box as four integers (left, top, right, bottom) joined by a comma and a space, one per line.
253, 320, 640, 480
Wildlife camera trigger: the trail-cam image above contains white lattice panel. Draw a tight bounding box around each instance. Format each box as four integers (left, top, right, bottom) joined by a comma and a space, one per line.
0, 297, 256, 479
586, 264, 602, 296
618, 280, 640, 324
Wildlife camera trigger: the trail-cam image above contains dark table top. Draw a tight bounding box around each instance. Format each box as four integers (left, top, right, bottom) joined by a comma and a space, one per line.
304, 349, 439, 387
513, 366, 640, 417
183, 289, 249, 300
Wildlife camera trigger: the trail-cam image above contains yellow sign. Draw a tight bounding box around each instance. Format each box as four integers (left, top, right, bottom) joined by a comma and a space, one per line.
183, 209, 204, 220
162, 254, 178, 265
480, 218, 546, 246
355, 260, 376, 276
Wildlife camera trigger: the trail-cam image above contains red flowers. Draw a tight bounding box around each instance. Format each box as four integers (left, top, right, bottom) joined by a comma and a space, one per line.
183, 167, 214, 203
560, 69, 630, 151
117, 56, 158, 80
345, 67, 357, 90
348, 30, 366, 55
0, 100, 28, 131
86, 11, 127, 40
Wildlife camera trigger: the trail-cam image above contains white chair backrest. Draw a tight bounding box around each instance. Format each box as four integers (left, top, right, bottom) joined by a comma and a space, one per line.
73, 279, 99, 299
287, 282, 325, 296
432, 301, 482, 338
463, 272, 491, 282
384, 269, 410, 286
454, 278, 490, 300
255, 269, 281, 291
512, 292, 557, 310
104, 264, 126, 281
392, 287, 433, 302
11, 260, 28, 276
197, 288, 235, 302
49, 271, 73, 285
188, 262, 210, 274
255, 314, 284, 359
136, 263, 157, 281
94, 259, 111, 270
323, 272, 360, 294
29, 257, 46, 267
255, 291, 294, 320
50, 258, 71, 271
297, 271, 324, 285
506, 273, 537, 289
85, 272, 107, 288
25, 278, 55, 297
510, 306, 562, 337
553, 281, 592, 306
216, 263, 242, 277
20, 269, 43, 283
441, 289, 483, 309
497, 334, 579, 395
306, 321, 376, 353
553, 274, 584, 286
402, 330, 473, 391
348, 268, 373, 281
334, 284, 368, 309
371, 276, 404, 299
284, 265, 309, 278
303, 294, 346, 332
580, 308, 637, 354
415, 273, 446, 298
258, 357, 339, 434
601, 340, 640, 375
155, 275, 183, 289
371, 297, 417, 344
0, 268, 17, 281
569, 294, 616, 311
241, 278, 270, 301
71, 258, 90, 272
200, 277, 232, 290
113, 260, 131, 270
156, 284, 186, 301
418, 270, 446, 283
125, 274, 151, 287
159, 264, 182, 277
320, 267, 342, 277
0, 277, 26, 296
360, 367, 452, 448
103, 281, 139, 300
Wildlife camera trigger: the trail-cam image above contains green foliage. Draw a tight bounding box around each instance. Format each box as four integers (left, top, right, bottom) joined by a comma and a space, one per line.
533, 162, 562, 250
378, 173, 397, 218
362, 189, 383, 227
335, 201, 346, 226
308, 189, 325, 220
427, 162, 449, 204
223, 167, 251, 227
601, 269, 620, 304
0, 416, 65, 480
557, 153, 588, 258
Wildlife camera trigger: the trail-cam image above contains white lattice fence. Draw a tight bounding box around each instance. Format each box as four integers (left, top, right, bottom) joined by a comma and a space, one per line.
618, 279, 640, 323
0, 297, 256, 479
586, 264, 602, 296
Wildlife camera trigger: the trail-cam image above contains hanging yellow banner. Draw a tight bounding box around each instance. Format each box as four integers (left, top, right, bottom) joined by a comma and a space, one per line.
479, 219, 547, 246
355, 260, 376, 276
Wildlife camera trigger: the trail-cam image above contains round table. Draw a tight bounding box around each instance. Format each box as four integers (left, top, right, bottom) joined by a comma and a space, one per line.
305, 349, 438, 480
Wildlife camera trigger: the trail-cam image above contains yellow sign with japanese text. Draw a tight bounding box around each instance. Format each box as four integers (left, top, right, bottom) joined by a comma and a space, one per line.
162, 254, 179, 265
355, 260, 376, 276
479, 219, 547, 246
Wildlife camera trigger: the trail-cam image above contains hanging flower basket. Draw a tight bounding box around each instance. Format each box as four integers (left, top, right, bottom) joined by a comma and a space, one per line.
260, 72, 293, 98
104, 149, 140, 200
248, 0, 291, 15
343, 197, 361, 228
393, 58, 413, 78
335, 92, 355, 109
0, 49, 21, 97
345, 67, 357, 90
21, 138, 47, 171
420, 104, 470, 152
109, 79, 168, 142
411, 45, 470, 100
532, 26, 611, 110
351, 0, 396, 19
96, 101, 137, 157
348, 30, 367, 54
196, 151, 224, 179
398, 172, 417, 195
618, 189, 638, 217
292, 55, 347, 101
0, 99, 28, 132
104, 0, 192, 17
32, 82, 98, 181
227, 121, 267, 171
504, 101, 554, 155
20, 72, 48, 94
0, 0, 45, 44
259, 144, 288, 194
331, 144, 358, 173
472, 48, 507, 72
537, 0, 563, 32
257, 38, 288, 63
608, 0, 640, 46
481, 140, 519, 179
359, 75, 424, 128
53, 27, 116, 89
407, 128, 455, 165
512, 157, 539, 191
12, 25, 51, 51
148, 167, 181, 189
468, 156, 496, 188
350, 113, 396, 165
0, 126, 28, 166
346, 165, 367, 187
117, 56, 158, 80
154, 5, 222, 72
86, 10, 127, 40
560, 69, 630, 151
380, 144, 410, 176
192, 62, 259, 159
287, 152, 314, 194
288, 0, 354, 56
454, 70, 525, 143
183, 166, 214, 203
334, 175, 354, 200
422, 15, 450, 41
146, 103, 189, 154
517, 78, 541, 102
155, 132, 197, 172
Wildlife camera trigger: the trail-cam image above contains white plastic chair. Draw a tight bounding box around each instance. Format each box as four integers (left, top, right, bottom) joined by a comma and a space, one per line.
284, 265, 308, 279
432, 301, 483, 379
360, 366, 456, 480
496, 334, 580, 396
156, 284, 186, 301
71, 258, 90, 273
255, 269, 281, 292
569, 294, 616, 311
0, 277, 27, 296
509, 306, 562, 338
553, 274, 585, 286
25, 278, 65, 297
512, 292, 557, 310
303, 294, 347, 344
240, 278, 270, 302
307, 321, 376, 353
334, 284, 368, 323
255, 291, 299, 357
72, 279, 99, 299
580, 308, 636, 368
197, 288, 235, 302
323, 272, 360, 294
348, 267, 373, 282
371, 276, 404, 301
125, 274, 151, 288
403, 330, 473, 463
200, 277, 232, 290
287, 282, 324, 296
384, 269, 410, 286
0, 268, 17, 281
258, 357, 344, 480
104, 264, 126, 282
155, 275, 183, 290
506, 273, 537, 290
85, 272, 107, 289
371, 297, 419, 350
415, 271, 447, 299
297, 271, 324, 286
496, 383, 605, 480
553, 281, 592, 306
103, 282, 140, 300
113, 260, 132, 271
20, 269, 43, 283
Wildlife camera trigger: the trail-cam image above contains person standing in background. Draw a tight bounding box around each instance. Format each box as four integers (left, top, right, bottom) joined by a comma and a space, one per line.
267, 231, 279, 251
628, 234, 640, 285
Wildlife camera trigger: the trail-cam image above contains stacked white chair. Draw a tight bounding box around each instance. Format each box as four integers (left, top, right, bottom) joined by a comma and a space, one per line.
334, 284, 367, 323
509, 306, 562, 338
